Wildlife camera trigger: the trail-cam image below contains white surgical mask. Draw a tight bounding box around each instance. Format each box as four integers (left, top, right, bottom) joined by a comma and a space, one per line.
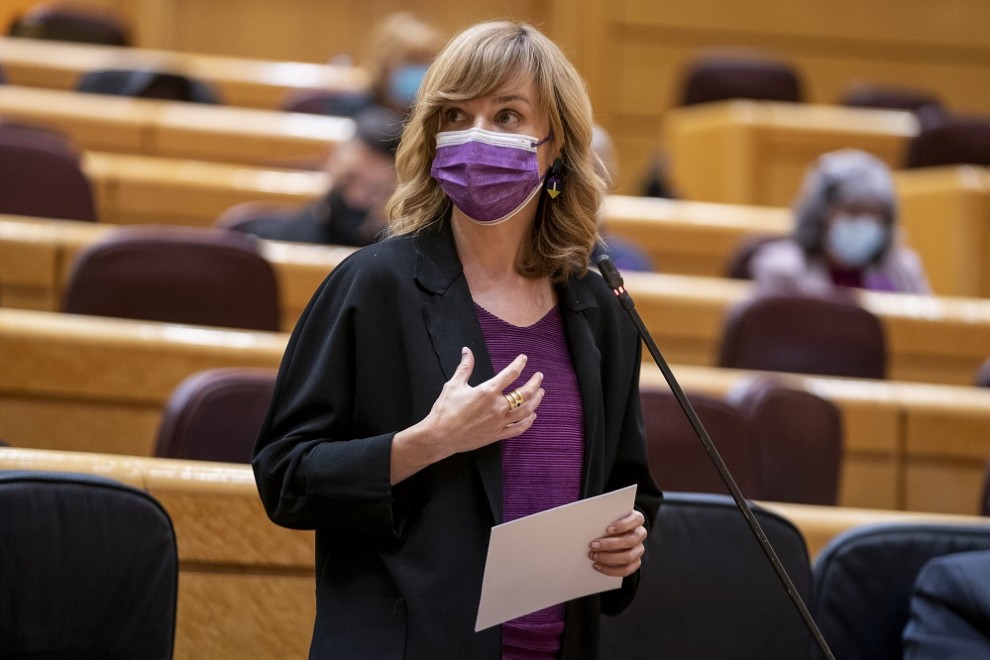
825, 215, 888, 268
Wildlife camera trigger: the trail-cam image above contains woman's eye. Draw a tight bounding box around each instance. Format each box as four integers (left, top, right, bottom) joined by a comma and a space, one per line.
443, 108, 462, 123
496, 111, 517, 124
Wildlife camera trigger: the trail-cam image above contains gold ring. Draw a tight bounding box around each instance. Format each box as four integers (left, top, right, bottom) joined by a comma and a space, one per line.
505, 389, 524, 411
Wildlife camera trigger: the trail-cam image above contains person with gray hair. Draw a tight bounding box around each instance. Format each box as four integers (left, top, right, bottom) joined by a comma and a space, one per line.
748, 148, 930, 293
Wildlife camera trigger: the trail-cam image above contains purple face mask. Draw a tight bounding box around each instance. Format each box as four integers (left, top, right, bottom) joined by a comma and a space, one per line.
431, 127, 551, 224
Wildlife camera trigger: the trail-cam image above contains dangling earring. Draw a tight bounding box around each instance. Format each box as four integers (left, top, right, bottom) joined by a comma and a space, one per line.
545, 159, 563, 198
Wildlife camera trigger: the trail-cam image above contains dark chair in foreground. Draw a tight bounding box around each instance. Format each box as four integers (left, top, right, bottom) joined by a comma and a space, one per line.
77, 68, 222, 104
680, 51, 803, 106
600, 492, 816, 660
811, 522, 990, 660
640, 387, 759, 498
0, 121, 97, 221
904, 114, 990, 168
155, 368, 277, 463
718, 289, 887, 379
0, 471, 177, 658
62, 225, 281, 331
728, 374, 843, 505
8, 3, 130, 45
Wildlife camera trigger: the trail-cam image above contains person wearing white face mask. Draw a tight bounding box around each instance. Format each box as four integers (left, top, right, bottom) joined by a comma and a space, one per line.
253, 21, 661, 660
748, 149, 931, 293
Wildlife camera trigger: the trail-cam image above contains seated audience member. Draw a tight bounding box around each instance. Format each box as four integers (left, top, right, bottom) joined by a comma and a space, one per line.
748, 149, 930, 293
902, 549, 990, 659
228, 107, 402, 246
301, 12, 444, 118
589, 124, 656, 272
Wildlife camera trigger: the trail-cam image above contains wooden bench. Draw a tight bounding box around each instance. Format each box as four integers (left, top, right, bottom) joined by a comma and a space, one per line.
0, 86, 352, 166
1, 447, 987, 659
0, 35, 368, 110
2, 214, 987, 384
2, 308, 990, 514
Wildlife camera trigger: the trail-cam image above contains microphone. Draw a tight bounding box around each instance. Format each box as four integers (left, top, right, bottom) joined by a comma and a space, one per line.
596, 254, 836, 660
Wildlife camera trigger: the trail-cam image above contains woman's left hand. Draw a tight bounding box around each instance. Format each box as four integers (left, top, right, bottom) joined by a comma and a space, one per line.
588, 509, 647, 578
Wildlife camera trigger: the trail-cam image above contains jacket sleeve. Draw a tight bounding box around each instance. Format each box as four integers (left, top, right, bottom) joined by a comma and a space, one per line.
251, 256, 407, 539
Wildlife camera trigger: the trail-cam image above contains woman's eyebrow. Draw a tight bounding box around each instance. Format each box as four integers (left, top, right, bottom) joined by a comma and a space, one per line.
494, 94, 531, 106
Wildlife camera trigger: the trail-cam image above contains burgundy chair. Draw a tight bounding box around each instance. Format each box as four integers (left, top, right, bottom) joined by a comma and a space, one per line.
680, 51, 803, 106
0, 121, 97, 221
841, 82, 943, 114
981, 459, 990, 516
155, 368, 277, 463
904, 114, 990, 168
8, 3, 130, 45
640, 387, 760, 498
718, 288, 888, 379
727, 374, 843, 505
61, 225, 281, 331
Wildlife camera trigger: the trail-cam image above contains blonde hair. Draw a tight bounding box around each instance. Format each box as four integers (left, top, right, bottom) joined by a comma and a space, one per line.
386, 21, 605, 282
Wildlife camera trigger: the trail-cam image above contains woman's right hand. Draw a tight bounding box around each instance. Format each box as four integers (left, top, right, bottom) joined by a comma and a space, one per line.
390, 347, 544, 484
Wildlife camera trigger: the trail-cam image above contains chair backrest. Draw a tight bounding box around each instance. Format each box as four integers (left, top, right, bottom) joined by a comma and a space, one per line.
599, 492, 816, 660
904, 114, 990, 168
0, 471, 177, 658
680, 51, 802, 106
841, 82, 944, 115
725, 234, 783, 280
8, 3, 130, 45
718, 289, 887, 379
61, 225, 281, 331
279, 89, 371, 116
975, 356, 990, 388
727, 374, 843, 505
640, 387, 760, 498
811, 522, 990, 660
982, 459, 990, 517
77, 68, 222, 104
155, 368, 277, 463
0, 121, 97, 221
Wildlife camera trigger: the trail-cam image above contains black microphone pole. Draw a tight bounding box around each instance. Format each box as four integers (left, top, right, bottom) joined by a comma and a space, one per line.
596, 254, 835, 660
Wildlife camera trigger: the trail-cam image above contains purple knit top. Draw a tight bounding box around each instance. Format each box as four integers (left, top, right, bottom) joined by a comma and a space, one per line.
475, 304, 585, 660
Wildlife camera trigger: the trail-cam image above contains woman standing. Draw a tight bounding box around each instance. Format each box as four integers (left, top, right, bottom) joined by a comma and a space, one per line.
253, 20, 662, 659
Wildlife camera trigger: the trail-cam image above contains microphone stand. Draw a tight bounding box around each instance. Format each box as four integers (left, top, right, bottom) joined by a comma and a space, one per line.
597, 255, 835, 660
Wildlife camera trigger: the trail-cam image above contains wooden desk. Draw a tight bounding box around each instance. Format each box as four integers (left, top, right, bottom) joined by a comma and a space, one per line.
0, 86, 352, 165
2, 215, 987, 384
663, 100, 919, 207
0, 447, 314, 660
2, 308, 990, 514
0, 35, 368, 110
82, 152, 327, 227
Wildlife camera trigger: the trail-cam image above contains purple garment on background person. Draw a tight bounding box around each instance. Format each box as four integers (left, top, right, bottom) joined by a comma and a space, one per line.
475, 304, 585, 660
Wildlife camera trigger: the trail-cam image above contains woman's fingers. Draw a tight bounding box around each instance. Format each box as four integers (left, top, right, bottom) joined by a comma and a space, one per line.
588, 510, 648, 577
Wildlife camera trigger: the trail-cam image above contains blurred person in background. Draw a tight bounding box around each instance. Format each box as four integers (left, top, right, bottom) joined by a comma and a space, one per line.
748, 148, 930, 293
226, 106, 402, 246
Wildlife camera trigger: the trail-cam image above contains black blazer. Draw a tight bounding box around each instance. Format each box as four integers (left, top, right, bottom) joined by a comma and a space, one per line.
253, 221, 662, 659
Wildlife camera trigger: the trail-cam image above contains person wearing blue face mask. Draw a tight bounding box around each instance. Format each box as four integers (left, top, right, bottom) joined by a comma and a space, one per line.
253, 20, 661, 660
748, 149, 931, 293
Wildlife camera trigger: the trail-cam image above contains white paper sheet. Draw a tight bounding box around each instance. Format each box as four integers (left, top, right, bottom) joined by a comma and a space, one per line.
475, 484, 638, 631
